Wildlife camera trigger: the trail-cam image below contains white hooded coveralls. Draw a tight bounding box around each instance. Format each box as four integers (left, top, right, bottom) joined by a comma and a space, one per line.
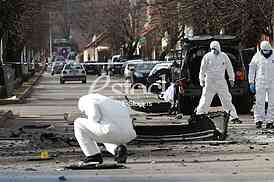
74, 94, 137, 156
196, 41, 238, 120
249, 41, 274, 124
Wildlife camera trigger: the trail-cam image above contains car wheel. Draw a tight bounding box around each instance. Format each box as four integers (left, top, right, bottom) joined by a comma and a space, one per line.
178, 95, 198, 115
234, 94, 252, 114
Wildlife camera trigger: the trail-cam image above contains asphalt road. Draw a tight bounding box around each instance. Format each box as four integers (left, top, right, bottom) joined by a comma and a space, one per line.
0, 72, 134, 121
1, 72, 274, 181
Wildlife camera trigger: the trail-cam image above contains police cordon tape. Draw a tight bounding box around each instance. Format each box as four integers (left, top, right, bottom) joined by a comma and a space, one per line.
82, 60, 174, 66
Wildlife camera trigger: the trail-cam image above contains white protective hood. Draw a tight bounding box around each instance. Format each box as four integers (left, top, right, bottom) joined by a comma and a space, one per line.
210, 41, 221, 52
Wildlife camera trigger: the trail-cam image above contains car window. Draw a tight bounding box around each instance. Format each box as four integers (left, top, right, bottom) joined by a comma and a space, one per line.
54, 61, 64, 66
150, 63, 172, 75
150, 65, 161, 75
135, 63, 156, 71
188, 47, 241, 65
65, 64, 82, 70
68, 52, 76, 60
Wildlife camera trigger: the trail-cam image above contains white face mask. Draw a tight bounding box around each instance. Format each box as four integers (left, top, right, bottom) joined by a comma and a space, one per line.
211, 48, 219, 55
262, 50, 272, 54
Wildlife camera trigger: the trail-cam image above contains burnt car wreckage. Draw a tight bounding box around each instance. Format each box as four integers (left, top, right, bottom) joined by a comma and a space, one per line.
125, 96, 229, 142
124, 35, 252, 142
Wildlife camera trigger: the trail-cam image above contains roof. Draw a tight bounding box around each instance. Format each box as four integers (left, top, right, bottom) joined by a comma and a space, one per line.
84, 33, 108, 50
183, 35, 240, 46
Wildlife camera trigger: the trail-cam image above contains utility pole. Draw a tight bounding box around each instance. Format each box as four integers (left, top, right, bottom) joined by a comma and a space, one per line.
49, 12, 53, 59
0, 38, 3, 65
64, 0, 71, 40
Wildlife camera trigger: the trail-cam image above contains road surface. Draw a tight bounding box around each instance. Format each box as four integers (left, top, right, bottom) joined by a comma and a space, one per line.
0, 72, 274, 181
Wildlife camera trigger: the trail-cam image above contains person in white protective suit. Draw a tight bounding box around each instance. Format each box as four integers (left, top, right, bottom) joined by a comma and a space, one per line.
196, 41, 241, 123
249, 40, 274, 129
74, 93, 137, 164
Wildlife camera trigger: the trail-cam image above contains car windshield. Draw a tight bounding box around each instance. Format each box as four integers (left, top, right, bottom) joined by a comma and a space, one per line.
54, 61, 64, 66
135, 63, 156, 72
55, 57, 65, 62
150, 63, 171, 75
65, 64, 82, 70
67, 52, 76, 60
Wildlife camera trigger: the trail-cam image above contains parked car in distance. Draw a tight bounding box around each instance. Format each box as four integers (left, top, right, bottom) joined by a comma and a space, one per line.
130, 62, 158, 87
66, 51, 77, 63
108, 55, 128, 75
83, 61, 102, 75
123, 59, 144, 80
60, 63, 86, 84
51, 60, 66, 75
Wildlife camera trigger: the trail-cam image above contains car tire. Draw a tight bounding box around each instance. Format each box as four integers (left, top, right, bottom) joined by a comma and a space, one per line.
178, 95, 198, 115
234, 94, 252, 114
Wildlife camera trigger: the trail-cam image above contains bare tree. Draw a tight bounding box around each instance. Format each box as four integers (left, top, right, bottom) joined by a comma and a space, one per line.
98, 0, 145, 58
179, 0, 272, 47
0, 0, 53, 62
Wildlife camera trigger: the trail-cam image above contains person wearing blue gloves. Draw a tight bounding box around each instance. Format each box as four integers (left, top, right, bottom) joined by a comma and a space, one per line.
249, 40, 274, 129
249, 83, 256, 94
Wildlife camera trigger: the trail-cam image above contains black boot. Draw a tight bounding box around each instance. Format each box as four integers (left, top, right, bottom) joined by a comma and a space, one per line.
114, 145, 127, 164
81, 153, 103, 165
266, 123, 274, 129
231, 118, 242, 124
256, 121, 263, 129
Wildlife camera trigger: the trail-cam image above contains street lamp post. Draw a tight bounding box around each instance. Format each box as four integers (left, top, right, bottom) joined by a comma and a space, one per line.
0, 38, 3, 65
49, 12, 53, 59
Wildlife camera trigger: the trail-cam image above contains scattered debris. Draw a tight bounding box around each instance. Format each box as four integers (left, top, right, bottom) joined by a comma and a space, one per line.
22, 124, 51, 129
151, 148, 172, 152
58, 176, 67, 181
64, 163, 126, 170
56, 168, 65, 172
27, 157, 54, 161
24, 168, 37, 171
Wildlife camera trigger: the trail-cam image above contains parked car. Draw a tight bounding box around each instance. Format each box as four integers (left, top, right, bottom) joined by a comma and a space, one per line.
83, 62, 102, 75
176, 35, 252, 115
51, 61, 65, 75
66, 52, 77, 63
147, 62, 173, 92
123, 59, 144, 80
60, 63, 86, 84
130, 62, 157, 87
107, 55, 127, 75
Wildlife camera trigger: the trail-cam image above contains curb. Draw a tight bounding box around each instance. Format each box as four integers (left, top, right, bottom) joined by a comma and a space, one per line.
0, 70, 44, 105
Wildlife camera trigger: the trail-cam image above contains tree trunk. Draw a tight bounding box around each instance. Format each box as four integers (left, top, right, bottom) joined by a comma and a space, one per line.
272, 0, 274, 43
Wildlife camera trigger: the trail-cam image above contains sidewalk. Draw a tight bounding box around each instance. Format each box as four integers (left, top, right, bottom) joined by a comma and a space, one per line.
0, 70, 43, 105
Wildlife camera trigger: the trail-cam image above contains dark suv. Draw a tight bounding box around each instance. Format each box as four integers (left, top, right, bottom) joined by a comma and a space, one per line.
177, 35, 252, 115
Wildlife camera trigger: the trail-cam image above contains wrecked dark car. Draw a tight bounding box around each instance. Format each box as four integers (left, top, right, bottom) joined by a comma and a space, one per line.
177, 35, 252, 115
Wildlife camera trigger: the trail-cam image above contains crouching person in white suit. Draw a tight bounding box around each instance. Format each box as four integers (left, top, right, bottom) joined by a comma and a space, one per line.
74, 93, 137, 165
